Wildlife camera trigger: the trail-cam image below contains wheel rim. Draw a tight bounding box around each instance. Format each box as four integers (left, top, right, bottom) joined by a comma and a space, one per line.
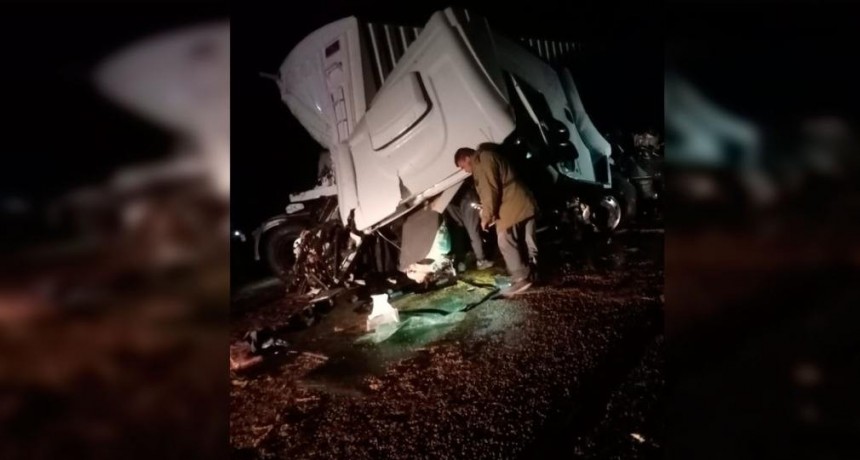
597, 195, 622, 231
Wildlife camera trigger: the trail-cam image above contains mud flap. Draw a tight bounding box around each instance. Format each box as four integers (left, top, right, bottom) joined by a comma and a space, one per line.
398, 209, 443, 270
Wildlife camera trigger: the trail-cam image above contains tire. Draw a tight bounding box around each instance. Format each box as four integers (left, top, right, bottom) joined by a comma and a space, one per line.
612, 172, 638, 228
592, 194, 623, 233
263, 224, 304, 280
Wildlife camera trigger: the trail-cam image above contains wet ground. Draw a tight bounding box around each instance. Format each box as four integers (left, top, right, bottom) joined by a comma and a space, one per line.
230, 230, 664, 459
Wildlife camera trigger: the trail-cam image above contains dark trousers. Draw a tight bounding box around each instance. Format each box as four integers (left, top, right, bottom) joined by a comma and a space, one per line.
445, 199, 485, 261
497, 217, 537, 282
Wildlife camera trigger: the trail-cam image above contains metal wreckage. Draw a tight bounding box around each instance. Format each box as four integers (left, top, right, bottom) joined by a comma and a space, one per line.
249, 8, 662, 312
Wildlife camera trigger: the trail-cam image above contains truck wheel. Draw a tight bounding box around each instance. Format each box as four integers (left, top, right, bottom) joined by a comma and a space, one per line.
612, 174, 638, 228
263, 224, 303, 280
593, 194, 623, 232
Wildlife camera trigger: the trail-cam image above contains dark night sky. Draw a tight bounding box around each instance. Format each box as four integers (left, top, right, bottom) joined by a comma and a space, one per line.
231, 0, 664, 231
667, 4, 859, 125
0, 1, 228, 204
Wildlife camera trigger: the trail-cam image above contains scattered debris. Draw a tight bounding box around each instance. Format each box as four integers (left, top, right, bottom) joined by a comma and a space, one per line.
307, 272, 329, 290
301, 351, 328, 362
309, 287, 345, 305
232, 230, 666, 457
230, 327, 292, 372
630, 432, 646, 443
243, 327, 289, 354
285, 221, 359, 295
230, 342, 263, 372
406, 257, 455, 285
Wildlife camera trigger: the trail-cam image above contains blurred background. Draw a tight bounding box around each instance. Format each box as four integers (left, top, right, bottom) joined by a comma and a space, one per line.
0, 1, 229, 458
665, 3, 860, 459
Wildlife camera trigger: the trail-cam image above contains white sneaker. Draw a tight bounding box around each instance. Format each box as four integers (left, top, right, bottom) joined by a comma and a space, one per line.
476, 259, 495, 270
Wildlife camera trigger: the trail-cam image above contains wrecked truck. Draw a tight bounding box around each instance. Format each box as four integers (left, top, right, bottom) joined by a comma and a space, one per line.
252, 8, 636, 292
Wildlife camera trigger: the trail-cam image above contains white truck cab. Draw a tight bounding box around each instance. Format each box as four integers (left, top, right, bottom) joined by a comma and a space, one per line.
255, 7, 622, 286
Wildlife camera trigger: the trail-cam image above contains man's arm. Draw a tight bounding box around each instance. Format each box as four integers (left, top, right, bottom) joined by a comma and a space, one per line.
473, 153, 500, 226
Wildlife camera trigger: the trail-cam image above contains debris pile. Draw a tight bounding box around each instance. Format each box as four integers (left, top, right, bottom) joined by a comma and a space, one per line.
286, 222, 358, 295
366, 293, 400, 331
229, 327, 291, 373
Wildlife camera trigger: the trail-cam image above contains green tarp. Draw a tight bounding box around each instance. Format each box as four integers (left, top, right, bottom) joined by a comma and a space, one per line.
356, 280, 498, 344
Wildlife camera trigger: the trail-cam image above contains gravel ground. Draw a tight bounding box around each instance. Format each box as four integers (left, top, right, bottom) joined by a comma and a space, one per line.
230, 231, 664, 459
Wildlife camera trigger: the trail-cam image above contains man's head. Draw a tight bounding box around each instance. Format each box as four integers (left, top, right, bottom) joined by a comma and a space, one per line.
454, 147, 476, 174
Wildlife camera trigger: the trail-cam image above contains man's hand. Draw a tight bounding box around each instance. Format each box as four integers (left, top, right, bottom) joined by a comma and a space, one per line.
481, 217, 495, 231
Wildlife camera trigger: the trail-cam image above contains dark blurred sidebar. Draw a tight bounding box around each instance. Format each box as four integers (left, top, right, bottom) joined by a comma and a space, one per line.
666, 3, 860, 459
0, 2, 229, 459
